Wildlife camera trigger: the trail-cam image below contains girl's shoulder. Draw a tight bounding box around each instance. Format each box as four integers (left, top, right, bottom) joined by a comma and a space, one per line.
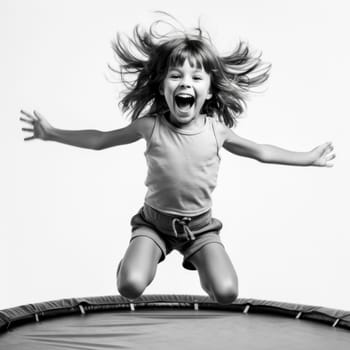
131, 114, 157, 141
211, 117, 230, 146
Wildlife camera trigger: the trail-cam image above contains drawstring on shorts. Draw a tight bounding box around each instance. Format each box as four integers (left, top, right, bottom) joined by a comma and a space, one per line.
171, 217, 196, 241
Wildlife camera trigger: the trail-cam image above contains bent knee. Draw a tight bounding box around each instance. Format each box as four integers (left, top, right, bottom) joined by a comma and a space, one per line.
212, 283, 239, 305
117, 273, 148, 300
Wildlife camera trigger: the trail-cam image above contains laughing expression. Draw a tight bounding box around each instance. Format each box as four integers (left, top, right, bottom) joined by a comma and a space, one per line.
161, 59, 212, 129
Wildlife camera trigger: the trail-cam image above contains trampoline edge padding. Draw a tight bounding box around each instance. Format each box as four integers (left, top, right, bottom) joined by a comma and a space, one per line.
1, 294, 350, 333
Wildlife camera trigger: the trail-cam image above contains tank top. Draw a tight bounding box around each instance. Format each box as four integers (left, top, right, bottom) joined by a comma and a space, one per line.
144, 115, 221, 216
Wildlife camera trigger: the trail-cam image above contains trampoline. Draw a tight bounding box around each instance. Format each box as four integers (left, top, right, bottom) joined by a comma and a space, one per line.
1, 295, 350, 349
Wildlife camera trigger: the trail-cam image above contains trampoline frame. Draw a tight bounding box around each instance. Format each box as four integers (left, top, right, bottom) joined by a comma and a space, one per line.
1, 295, 350, 334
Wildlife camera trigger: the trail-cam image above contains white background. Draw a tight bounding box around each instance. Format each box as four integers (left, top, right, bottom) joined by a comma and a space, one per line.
1, 0, 349, 310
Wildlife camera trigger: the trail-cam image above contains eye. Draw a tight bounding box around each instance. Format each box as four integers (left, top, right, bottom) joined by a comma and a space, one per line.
193, 76, 203, 81
168, 72, 181, 79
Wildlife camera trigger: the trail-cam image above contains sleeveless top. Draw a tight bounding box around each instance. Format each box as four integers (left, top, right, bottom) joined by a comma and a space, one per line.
144, 115, 221, 216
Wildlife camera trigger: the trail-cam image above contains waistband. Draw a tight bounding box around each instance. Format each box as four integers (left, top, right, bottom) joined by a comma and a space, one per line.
142, 204, 212, 241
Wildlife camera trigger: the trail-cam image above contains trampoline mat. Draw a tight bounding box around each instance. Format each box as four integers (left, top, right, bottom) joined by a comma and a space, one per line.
1, 309, 350, 350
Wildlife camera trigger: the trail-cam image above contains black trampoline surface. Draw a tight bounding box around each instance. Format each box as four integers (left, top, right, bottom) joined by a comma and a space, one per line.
1, 295, 350, 350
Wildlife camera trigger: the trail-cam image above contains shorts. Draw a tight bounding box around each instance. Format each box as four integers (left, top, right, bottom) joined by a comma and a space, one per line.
130, 204, 223, 270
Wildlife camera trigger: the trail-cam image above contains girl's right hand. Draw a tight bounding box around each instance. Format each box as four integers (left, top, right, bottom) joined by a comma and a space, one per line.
20, 110, 53, 141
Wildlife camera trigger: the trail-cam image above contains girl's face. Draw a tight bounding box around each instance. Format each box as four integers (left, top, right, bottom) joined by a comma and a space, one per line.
161, 59, 212, 129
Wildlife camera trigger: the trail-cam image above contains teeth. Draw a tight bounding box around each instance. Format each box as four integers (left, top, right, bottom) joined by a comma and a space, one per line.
176, 93, 193, 98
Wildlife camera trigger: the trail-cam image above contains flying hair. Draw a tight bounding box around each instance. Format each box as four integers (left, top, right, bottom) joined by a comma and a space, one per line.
110, 13, 271, 127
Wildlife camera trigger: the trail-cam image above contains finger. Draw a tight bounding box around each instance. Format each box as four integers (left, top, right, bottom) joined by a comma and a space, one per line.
316, 142, 329, 154
32, 110, 40, 121
24, 136, 36, 141
20, 117, 34, 125
323, 153, 336, 167
33, 110, 42, 121
326, 154, 336, 161
322, 147, 332, 156
22, 128, 34, 132
322, 142, 333, 156
20, 110, 35, 120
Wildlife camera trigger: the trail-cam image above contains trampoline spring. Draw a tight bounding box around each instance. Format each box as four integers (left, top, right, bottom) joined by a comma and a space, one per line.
332, 319, 339, 328
34, 314, 40, 322
79, 305, 86, 315
243, 305, 250, 314
130, 303, 135, 312
194, 303, 199, 311
296, 312, 302, 319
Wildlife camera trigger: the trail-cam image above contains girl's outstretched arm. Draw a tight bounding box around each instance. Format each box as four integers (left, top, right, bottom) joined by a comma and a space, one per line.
20, 110, 154, 150
221, 127, 336, 167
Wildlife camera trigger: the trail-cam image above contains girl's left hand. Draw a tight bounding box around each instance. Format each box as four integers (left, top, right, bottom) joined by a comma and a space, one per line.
20, 110, 53, 141
310, 142, 336, 167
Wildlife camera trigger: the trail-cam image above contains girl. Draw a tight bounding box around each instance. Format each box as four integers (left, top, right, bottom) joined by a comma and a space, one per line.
20, 18, 335, 305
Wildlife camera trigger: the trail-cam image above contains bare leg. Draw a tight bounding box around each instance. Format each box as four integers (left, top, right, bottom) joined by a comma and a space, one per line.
189, 243, 238, 304
117, 236, 162, 299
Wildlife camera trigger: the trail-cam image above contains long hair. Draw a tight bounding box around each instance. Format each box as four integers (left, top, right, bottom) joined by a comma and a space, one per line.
110, 15, 270, 127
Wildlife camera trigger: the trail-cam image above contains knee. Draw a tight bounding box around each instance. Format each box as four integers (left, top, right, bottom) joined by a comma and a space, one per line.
212, 282, 239, 305
117, 272, 148, 300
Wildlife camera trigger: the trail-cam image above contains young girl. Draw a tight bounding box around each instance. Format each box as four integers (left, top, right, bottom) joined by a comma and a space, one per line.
20, 18, 335, 305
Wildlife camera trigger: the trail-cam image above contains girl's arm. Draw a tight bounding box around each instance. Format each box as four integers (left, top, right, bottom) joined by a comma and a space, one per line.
221, 126, 336, 167
20, 110, 155, 150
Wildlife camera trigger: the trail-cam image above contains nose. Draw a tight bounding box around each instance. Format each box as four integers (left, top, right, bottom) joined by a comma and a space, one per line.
180, 76, 191, 88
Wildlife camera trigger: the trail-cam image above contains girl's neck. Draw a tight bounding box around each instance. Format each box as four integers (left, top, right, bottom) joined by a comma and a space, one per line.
164, 111, 206, 132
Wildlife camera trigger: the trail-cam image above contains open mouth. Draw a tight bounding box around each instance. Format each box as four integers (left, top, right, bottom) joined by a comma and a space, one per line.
174, 94, 195, 111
